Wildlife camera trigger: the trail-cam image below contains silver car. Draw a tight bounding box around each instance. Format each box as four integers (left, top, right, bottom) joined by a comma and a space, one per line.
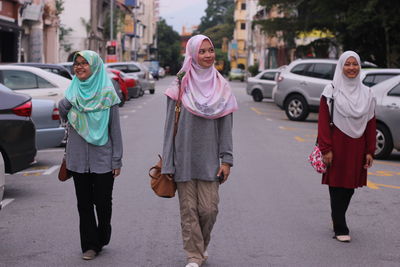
361, 69, 400, 87
105, 62, 155, 94
274, 59, 337, 121
372, 75, 400, 159
0, 153, 4, 210
246, 69, 279, 102
31, 99, 65, 150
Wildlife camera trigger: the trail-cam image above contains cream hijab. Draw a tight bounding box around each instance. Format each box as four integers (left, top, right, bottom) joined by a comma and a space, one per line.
322, 51, 376, 138
165, 35, 238, 119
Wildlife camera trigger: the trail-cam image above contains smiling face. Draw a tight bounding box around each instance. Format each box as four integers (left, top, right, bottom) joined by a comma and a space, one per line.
197, 39, 215, 68
73, 55, 92, 81
343, 56, 360, 78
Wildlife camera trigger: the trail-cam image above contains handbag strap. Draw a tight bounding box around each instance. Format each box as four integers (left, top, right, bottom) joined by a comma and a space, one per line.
173, 78, 183, 137
329, 83, 334, 127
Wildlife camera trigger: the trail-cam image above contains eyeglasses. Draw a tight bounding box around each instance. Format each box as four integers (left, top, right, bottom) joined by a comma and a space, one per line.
73, 61, 89, 68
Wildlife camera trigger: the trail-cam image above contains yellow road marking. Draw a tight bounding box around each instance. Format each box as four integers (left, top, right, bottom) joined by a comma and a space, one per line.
368, 170, 400, 176
279, 126, 316, 132
295, 136, 306, 142
367, 180, 400, 190
250, 107, 267, 115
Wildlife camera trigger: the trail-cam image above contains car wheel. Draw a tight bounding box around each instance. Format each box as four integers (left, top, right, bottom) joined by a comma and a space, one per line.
118, 98, 125, 107
284, 94, 309, 121
229, 78, 232, 81
375, 123, 393, 159
139, 89, 144, 97
252, 90, 263, 102
150, 89, 155, 94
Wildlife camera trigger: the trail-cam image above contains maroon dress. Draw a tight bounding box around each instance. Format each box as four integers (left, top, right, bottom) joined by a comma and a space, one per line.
318, 96, 376, 189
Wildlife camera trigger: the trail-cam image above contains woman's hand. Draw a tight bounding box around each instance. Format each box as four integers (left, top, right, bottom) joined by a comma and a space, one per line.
322, 151, 333, 167
364, 154, 374, 169
113, 168, 121, 178
217, 163, 231, 184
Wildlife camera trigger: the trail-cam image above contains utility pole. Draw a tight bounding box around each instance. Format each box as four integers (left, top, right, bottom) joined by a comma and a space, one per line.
110, 0, 114, 40
89, 0, 99, 51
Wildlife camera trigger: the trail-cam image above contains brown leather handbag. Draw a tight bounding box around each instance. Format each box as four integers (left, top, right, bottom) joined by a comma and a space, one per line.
58, 125, 71, 182
58, 156, 72, 181
149, 76, 183, 198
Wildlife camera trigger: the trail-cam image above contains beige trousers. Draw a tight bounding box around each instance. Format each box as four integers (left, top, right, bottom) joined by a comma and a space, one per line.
177, 180, 220, 266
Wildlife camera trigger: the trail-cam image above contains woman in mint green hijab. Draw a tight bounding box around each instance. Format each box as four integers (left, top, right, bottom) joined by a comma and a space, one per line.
59, 50, 123, 260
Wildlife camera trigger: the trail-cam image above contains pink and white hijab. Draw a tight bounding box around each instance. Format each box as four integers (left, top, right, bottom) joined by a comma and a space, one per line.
165, 35, 238, 119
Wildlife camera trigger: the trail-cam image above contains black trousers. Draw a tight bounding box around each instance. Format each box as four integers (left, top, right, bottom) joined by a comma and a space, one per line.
72, 171, 114, 253
329, 186, 355, 236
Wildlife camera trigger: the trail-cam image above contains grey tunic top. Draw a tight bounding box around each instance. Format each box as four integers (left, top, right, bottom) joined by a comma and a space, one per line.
58, 98, 123, 174
161, 97, 233, 182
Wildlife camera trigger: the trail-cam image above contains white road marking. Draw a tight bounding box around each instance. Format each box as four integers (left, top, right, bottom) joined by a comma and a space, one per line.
121, 115, 129, 119
130, 110, 136, 113
43, 165, 59, 175
137, 105, 143, 108
1, 198, 14, 208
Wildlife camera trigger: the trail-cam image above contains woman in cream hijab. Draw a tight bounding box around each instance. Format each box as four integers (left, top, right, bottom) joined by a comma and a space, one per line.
318, 51, 376, 242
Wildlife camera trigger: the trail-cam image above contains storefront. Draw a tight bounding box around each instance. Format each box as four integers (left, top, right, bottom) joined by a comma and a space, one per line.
0, 0, 21, 62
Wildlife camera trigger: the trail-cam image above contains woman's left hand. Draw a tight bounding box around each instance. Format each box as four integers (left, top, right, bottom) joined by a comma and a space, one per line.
113, 168, 121, 178
364, 154, 373, 169
217, 163, 231, 184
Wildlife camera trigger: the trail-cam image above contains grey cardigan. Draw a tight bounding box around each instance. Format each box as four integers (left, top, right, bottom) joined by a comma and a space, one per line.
161, 97, 233, 182
58, 98, 123, 174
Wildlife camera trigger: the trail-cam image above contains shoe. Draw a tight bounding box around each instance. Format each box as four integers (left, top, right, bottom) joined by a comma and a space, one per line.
82, 249, 97, 260
335, 235, 351, 242
185, 263, 199, 267
204, 250, 208, 261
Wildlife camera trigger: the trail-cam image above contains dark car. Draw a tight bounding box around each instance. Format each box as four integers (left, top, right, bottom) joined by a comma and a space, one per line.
0, 84, 36, 173
12, 63, 73, 80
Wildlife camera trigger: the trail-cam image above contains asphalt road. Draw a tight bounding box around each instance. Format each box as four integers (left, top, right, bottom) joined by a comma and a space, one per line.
1, 76, 399, 267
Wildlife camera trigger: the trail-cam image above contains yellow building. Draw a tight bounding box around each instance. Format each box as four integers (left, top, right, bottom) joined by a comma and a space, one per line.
231, 0, 248, 69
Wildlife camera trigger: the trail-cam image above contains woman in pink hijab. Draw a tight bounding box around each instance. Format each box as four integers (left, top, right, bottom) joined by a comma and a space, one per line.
162, 35, 238, 267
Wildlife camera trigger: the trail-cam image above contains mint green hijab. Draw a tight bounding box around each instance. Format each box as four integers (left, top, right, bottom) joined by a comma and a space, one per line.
65, 50, 120, 146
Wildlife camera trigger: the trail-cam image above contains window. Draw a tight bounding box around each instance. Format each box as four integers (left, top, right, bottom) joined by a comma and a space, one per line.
37, 76, 54, 88
307, 63, 335, 80
240, 23, 246, 30
261, 72, 277, 81
388, 83, 400, 97
2, 70, 38, 90
241, 3, 246, 10
363, 75, 375, 87
109, 65, 128, 72
290, 63, 310, 75
374, 74, 397, 84
127, 64, 141, 73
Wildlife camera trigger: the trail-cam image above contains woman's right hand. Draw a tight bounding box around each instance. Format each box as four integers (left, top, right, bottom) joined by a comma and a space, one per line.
322, 151, 333, 167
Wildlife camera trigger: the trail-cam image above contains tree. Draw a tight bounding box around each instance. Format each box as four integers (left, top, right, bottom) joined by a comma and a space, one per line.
197, 0, 234, 48
157, 19, 182, 74
256, 0, 400, 67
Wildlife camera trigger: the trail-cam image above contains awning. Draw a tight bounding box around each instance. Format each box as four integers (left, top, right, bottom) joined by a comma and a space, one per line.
0, 19, 21, 33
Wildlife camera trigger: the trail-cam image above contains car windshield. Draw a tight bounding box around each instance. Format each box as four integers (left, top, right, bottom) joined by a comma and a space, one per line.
232, 69, 243, 73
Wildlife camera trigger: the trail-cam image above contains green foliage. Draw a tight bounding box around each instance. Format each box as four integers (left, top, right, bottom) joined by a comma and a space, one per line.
103, 5, 125, 40
256, 0, 400, 67
248, 63, 260, 77
59, 25, 73, 53
157, 18, 182, 74
203, 24, 233, 48
55, 0, 64, 16
197, 0, 235, 33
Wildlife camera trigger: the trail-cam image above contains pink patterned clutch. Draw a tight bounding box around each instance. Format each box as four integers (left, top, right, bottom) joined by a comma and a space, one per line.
308, 145, 327, 173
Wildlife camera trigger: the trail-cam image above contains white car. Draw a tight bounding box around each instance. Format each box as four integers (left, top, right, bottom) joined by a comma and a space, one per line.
361, 69, 400, 87
0, 65, 71, 103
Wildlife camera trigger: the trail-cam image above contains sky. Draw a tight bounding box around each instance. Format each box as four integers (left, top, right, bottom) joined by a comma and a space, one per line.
159, 0, 207, 34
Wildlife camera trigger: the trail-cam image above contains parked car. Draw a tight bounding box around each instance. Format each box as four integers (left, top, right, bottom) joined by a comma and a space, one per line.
158, 67, 166, 78
0, 84, 36, 174
105, 62, 155, 94
246, 69, 280, 102
31, 99, 65, 149
229, 68, 246, 82
361, 69, 400, 87
0, 153, 4, 210
274, 58, 337, 121
107, 68, 140, 99
109, 78, 125, 107
12, 63, 73, 79
58, 62, 74, 75
371, 75, 400, 159
144, 60, 160, 80
0, 65, 70, 104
